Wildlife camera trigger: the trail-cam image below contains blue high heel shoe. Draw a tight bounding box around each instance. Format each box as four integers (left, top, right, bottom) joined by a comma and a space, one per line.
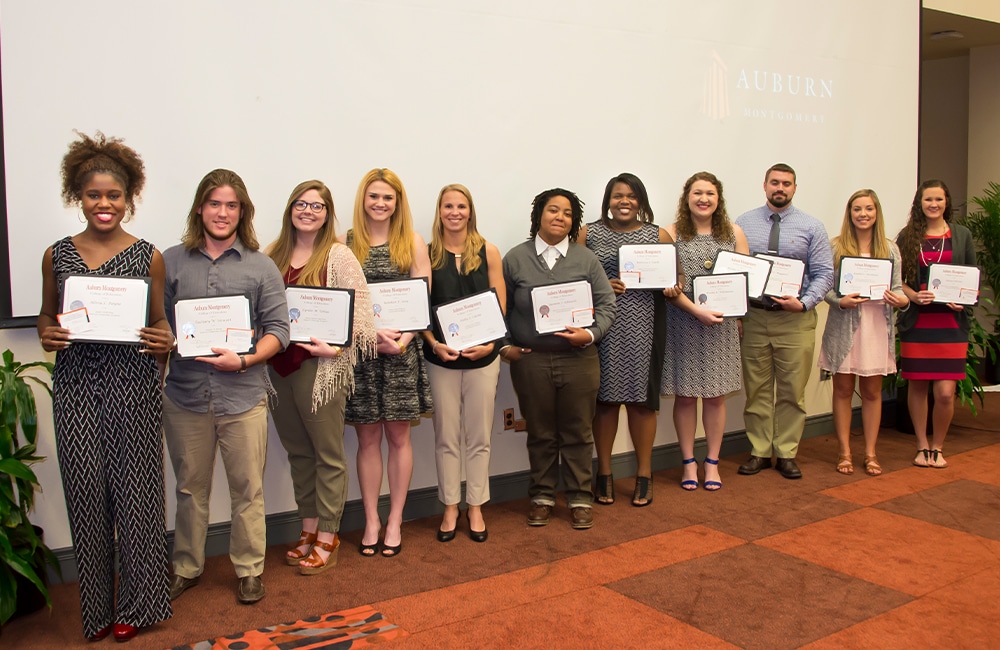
680, 457, 699, 491
704, 458, 722, 491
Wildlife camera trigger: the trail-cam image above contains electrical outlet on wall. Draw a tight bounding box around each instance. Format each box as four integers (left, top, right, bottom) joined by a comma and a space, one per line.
503, 408, 515, 430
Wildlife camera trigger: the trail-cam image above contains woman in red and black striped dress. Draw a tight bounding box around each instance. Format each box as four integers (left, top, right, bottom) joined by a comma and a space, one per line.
895, 180, 976, 469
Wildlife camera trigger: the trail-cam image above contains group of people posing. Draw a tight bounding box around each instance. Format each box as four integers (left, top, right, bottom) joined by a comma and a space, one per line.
38, 133, 975, 642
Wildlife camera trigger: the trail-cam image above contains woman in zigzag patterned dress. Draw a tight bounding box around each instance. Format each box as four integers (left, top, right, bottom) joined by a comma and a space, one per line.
37, 133, 174, 642
580, 173, 680, 507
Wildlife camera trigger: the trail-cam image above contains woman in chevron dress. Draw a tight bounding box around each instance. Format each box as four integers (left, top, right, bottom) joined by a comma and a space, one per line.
579, 173, 680, 507
37, 133, 174, 642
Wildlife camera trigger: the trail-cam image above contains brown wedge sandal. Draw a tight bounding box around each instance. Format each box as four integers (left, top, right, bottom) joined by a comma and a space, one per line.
300, 536, 340, 576
863, 455, 882, 476
836, 454, 854, 475
285, 530, 318, 566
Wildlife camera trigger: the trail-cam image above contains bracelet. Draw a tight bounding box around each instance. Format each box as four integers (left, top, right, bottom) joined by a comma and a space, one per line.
237, 355, 248, 373
397, 340, 407, 354
431, 341, 440, 354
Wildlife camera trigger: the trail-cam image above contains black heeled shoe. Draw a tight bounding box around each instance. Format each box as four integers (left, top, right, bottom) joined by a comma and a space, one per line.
466, 510, 488, 543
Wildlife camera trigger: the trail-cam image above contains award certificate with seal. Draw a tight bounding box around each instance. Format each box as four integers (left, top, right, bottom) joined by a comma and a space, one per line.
711, 251, 772, 300
837, 257, 893, 299
755, 254, 805, 298
286, 286, 355, 346
368, 277, 431, 332
58, 274, 151, 344
530, 280, 594, 335
692, 273, 748, 318
174, 294, 254, 358
927, 263, 980, 305
618, 243, 677, 289
433, 288, 507, 352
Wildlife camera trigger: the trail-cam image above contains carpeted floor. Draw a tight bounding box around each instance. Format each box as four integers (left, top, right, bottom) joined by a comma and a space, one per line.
4, 393, 998, 649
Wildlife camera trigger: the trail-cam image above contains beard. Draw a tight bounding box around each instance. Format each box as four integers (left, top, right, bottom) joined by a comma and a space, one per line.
769, 192, 790, 208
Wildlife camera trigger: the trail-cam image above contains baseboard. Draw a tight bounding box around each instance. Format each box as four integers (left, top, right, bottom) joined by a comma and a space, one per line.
48, 404, 861, 583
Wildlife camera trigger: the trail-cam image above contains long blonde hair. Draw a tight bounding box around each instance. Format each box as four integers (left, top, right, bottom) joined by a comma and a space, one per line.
266, 180, 340, 286
832, 189, 891, 271
349, 168, 414, 272
429, 184, 486, 274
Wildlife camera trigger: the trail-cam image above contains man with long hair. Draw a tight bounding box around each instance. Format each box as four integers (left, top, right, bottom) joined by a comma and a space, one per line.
162, 169, 289, 604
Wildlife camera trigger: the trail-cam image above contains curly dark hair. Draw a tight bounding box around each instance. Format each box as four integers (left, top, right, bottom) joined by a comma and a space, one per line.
600, 173, 653, 224
674, 171, 733, 242
896, 179, 953, 286
60, 131, 146, 217
528, 188, 585, 242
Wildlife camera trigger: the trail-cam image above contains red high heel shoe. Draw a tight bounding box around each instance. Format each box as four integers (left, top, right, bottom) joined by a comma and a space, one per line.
88, 624, 112, 642
113, 623, 139, 642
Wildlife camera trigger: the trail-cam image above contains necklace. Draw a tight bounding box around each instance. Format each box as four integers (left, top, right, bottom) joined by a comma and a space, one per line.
920, 229, 948, 265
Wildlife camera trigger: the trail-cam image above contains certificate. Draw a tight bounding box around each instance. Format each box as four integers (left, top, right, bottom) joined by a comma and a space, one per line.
368, 278, 431, 332
711, 251, 772, 300
837, 257, 893, 299
530, 280, 594, 335
756, 254, 805, 298
927, 263, 981, 305
174, 294, 254, 358
693, 273, 749, 318
286, 286, 354, 346
618, 244, 677, 289
58, 274, 151, 344
433, 289, 508, 352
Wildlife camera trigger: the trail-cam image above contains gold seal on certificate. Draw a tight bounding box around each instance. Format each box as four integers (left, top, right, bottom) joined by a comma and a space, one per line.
286, 286, 354, 346
693, 273, 749, 318
927, 263, 980, 305
711, 251, 773, 300
837, 256, 893, 299
618, 243, 678, 289
755, 253, 805, 298
174, 294, 254, 358
57, 274, 151, 344
530, 280, 594, 335
368, 278, 431, 332
433, 288, 508, 352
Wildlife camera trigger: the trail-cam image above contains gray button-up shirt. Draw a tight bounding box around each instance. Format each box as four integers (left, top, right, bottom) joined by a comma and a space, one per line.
163, 239, 290, 415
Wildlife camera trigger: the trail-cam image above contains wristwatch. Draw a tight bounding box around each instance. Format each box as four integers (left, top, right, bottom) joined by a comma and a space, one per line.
236, 355, 248, 373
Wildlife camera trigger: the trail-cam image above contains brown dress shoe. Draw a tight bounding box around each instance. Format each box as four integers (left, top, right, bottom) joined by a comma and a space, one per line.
527, 503, 552, 526
571, 506, 593, 529
237, 575, 265, 604
168, 574, 199, 601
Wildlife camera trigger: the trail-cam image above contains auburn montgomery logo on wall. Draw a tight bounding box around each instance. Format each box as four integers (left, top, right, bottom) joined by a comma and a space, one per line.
702, 50, 833, 124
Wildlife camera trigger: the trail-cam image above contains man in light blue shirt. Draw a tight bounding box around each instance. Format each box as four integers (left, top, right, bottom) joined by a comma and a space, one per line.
734, 163, 833, 479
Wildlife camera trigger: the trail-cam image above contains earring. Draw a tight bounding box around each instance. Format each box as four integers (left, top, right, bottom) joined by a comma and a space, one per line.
78, 207, 86, 223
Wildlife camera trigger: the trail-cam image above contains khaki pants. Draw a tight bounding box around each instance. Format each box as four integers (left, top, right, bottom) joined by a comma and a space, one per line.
510, 347, 599, 508
426, 358, 501, 507
269, 360, 348, 533
163, 395, 268, 579
740, 308, 818, 459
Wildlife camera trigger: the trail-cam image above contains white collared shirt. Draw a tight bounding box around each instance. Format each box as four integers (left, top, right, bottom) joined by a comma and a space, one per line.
534, 235, 569, 270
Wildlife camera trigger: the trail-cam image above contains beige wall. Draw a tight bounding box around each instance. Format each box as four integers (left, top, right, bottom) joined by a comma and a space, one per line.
919, 56, 970, 213
967, 44, 1000, 201
924, 0, 1000, 24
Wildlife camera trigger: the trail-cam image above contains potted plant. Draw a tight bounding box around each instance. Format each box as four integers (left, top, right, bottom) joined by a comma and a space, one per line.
0, 349, 57, 625
959, 181, 1000, 383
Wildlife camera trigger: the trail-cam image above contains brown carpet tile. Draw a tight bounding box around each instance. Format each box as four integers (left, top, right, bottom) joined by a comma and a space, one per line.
3, 392, 998, 649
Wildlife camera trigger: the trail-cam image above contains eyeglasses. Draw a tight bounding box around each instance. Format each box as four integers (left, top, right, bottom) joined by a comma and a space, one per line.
292, 200, 326, 212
